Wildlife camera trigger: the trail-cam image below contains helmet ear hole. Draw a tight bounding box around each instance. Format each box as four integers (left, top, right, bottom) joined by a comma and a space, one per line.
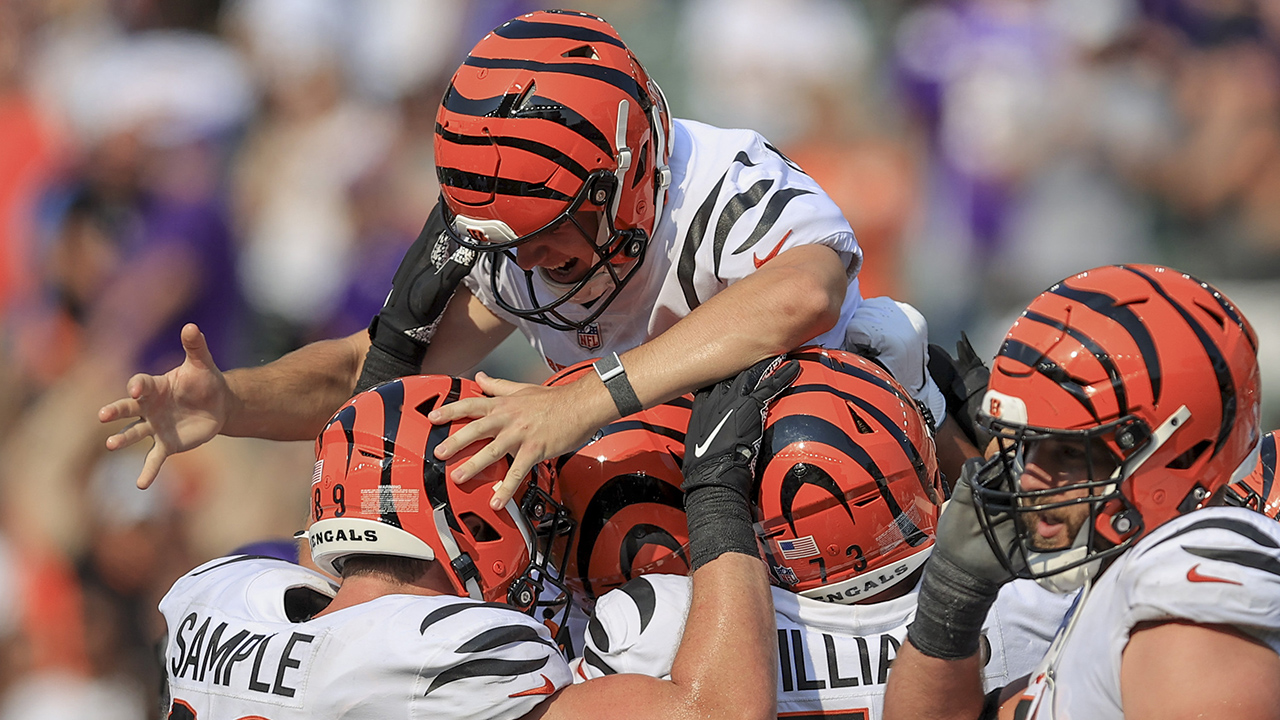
1166, 439, 1212, 470
561, 44, 599, 60
460, 512, 502, 542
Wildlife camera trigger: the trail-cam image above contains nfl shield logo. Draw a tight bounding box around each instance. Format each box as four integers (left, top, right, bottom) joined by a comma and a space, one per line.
577, 323, 602, 350
772, 565, 799, 587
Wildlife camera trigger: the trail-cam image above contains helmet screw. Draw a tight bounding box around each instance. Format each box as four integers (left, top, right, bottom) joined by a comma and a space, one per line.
1193, 486, 1209, 500
1111, 511, 1135, 535
594, 188, 608, 204
493, 561, 506, 574
826, 544, 838, 556
1117, 430, 1136, 451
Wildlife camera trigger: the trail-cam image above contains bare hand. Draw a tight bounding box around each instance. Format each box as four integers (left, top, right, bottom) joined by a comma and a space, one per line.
428, 371, 605, 509
97, 323, 231, 489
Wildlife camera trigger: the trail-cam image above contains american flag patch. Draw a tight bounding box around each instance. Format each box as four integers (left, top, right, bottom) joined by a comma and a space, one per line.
777, 535, 820, 560
312, 460, 323, 486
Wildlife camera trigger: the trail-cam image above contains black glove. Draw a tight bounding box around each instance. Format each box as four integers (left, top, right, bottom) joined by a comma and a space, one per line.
355, 204, 477, 394
927, 332, 992, 450
907, 458, 1022, 659
681, 357, 801, 571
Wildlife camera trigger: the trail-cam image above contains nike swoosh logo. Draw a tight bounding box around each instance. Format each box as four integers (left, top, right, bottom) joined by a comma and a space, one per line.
509, 674, 558, 698
1186, 564, 1240, 585
696, 407, 737, 456
752, 230, 792, 269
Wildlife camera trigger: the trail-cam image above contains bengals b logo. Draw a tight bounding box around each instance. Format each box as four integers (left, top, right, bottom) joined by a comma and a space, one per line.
988, 397, 1002, 417
467, 227, 488, 243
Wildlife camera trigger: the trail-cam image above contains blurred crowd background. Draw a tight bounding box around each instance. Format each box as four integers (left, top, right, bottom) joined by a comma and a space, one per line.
0, 0, 1277, 717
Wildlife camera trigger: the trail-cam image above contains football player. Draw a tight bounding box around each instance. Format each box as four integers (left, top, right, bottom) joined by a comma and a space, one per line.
100, 10, 950, 511
160, 360, 795, 720
883, 265, 1280, 720
567, 348, 1074, 718
1225, 429, 1278, 520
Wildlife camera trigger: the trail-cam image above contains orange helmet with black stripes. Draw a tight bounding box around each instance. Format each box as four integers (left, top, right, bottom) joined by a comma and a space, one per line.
1225, 430, 1278, 520
973, 265, 1261, 590
435, 10, 672, 330
542, 361, 690, 605
756, 347, 943, 604
305, 375, 574, 613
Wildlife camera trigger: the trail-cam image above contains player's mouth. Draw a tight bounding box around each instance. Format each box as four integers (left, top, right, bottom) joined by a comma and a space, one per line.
543, 257, 588, 284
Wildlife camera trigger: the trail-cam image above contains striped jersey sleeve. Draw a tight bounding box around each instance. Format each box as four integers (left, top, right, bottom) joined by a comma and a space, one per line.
413, 598, 573, 719
1121, 507, 1280, 647
571, 574, 691, 682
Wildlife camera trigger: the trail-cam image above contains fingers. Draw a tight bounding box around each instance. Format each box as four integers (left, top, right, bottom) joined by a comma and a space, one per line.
434, 411, 498, 461
473, 371, 526, 398
446, 426, 507, 481
136, 442, 169, 490
428, 396, 489, 426
127, 372, 156, 400
751, 358, 800, 402
105, 419, 153, 451
180, 323, 218, 371
98, 396, 140, 423
488, 451, 537, 510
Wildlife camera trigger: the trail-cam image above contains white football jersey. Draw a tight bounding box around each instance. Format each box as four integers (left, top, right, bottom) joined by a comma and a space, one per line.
1015, 507, 1280, 720
159, 556, 572, 720
570, 574, 1070, 719
464, 118, 863, 370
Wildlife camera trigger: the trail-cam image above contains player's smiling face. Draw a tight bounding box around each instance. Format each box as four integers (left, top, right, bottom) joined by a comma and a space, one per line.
516, 208, 603, 285
1015, 437, 1119, 551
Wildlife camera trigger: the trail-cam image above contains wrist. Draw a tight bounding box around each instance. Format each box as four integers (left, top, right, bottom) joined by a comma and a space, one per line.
684, 483, 759, 571
906, 554, 1003, 660
368, 316, 429, 366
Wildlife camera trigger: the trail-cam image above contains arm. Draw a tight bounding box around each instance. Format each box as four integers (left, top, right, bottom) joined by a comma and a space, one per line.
528, 358, 796, 720
434, 243, 847, 506
98, 289, 509, 488
884, 638, 988, 720
1121, 620, 1280, 720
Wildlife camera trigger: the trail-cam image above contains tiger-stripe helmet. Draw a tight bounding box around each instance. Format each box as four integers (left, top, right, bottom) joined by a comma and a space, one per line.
1226, 430, 1279, 520
974, 265, 1261, 591
307, 376, 573, 612
543, 361, 691, 606
757, 348, 943, 605
435, 10, 672, 330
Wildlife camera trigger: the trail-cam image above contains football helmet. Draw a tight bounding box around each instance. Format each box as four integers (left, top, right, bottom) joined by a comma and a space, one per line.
305, 375, 574, 614
973, 265, 1261, 592
543, 361, 691, 605
1225, 430, 1278, 520
756, 347, 943, 604
435, 10, 673, 330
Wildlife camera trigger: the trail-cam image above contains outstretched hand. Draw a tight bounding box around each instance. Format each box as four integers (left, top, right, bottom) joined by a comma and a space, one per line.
97, 323, 231, 489
428, 371, 606, 510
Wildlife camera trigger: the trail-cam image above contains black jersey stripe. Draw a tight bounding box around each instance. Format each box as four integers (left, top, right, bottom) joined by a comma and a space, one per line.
618, 576, 658, 633
1023, 310, 1129, 417
424, 656, 551, 695
1048, 283, 1161, 403
1183, 270, 1258, 352
677, 171, 729, 310
730, 188, 813, 255
374, 380, 406, 528
586, 614, 610, 653
1159, 516, 1280, 549
998, 339, 1101, 423
763, 413, 927, 546
436, 123, 592, 181
576, 474, 685, 599
463, 56, 647, 108
420, 601, 528, 634
1184, 546, 1280, 578
713, 179, 773, 280
456, 625, 558, 653
190, 555, 286, 576
582, 645, 618, 676
620, 524, 688, 579
779, 462, 853, 534
1124, 265, 1236, 459
437, 167, 574, 203
493, 18, 627, 49
764, 142, 805, 173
